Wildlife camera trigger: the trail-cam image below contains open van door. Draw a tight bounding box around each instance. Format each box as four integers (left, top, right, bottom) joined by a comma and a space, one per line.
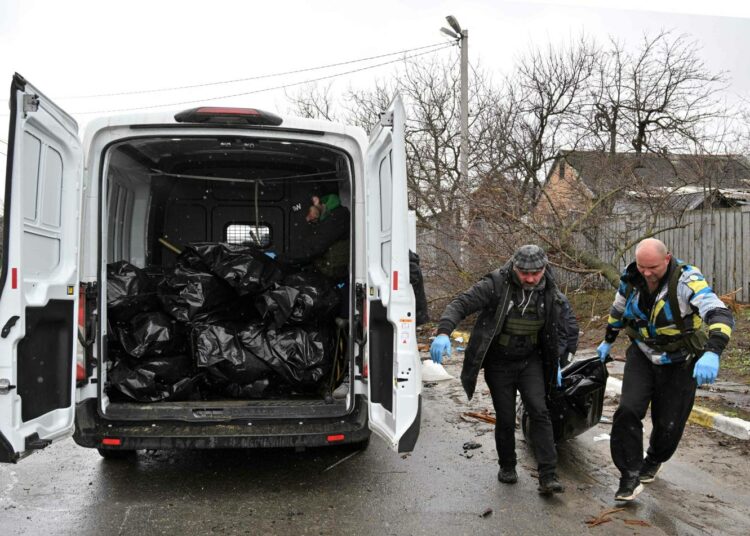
0, 74, 82, 462
364, 95, 421, 452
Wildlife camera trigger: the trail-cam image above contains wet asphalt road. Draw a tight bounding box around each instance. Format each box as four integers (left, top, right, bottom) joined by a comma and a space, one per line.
2, 360, 749, 536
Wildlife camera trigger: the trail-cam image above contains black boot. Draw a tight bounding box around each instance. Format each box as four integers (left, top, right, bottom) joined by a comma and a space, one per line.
497, 466, 518, 484
538, 473, 564, 494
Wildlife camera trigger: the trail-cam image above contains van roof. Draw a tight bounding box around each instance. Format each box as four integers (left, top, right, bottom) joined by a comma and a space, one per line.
82, 109, 368, 145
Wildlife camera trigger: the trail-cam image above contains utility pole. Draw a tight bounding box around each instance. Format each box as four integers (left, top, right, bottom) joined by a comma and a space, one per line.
441, 15, 469, 182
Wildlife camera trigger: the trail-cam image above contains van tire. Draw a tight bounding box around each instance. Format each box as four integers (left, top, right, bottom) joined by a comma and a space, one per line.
97, 448, 134, 460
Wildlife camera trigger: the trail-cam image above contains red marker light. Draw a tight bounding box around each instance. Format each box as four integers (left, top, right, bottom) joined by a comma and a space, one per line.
101, 438, 122, 446
327, 434, 345, 443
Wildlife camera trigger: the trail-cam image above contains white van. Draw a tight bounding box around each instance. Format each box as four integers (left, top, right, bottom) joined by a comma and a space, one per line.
0, 74, 422, 462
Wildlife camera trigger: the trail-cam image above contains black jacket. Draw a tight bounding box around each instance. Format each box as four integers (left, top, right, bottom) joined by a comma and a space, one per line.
437, 263, 568, 399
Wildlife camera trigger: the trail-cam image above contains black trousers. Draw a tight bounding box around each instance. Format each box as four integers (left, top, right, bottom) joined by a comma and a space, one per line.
483, 355, 557, 477
611, 343, 698, 478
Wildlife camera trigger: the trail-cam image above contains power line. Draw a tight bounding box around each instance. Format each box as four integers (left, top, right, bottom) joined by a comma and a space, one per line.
0, 139, 7, 145
72, 42, 456, 115
60, 41, 452, 100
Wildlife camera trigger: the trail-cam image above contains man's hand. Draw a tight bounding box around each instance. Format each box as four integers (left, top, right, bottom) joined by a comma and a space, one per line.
693, 351, 720, 385
596, 341, 612, 362
430, 334, 452, 364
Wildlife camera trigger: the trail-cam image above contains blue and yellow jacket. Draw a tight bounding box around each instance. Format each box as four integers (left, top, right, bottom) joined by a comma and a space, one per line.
605, 259, 733, 365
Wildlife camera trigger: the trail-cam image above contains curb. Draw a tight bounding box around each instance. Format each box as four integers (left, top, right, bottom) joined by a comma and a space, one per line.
605, 377, 750, 441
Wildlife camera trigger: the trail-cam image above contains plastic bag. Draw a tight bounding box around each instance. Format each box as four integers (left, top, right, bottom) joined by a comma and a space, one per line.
283, 272, 340, 324
193, 323, 275, 384
107, 261, 159, 321
189, 243, 282, 296
254, 286, 300, 328
117, 311, 187, 359
421, 360, 454, 382
158, 264, 238, 323
107, 355, 198, 402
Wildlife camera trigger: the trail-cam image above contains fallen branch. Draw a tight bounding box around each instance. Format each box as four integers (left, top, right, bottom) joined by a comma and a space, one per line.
463, 411, 497, 425
624, 519, 652, 527
585, 507, 626, 527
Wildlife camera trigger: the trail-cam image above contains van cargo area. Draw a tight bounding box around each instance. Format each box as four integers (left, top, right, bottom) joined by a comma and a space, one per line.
99, 135, 355, 422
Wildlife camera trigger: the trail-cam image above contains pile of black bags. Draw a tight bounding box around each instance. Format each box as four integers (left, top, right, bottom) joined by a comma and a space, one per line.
105, 243, 340, 402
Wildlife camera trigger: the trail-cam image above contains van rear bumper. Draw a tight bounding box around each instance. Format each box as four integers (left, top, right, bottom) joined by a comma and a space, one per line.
73, 396, 370, 450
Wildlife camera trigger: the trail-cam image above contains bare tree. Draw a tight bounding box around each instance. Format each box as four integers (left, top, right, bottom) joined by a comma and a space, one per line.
501, 36, 596, 205
623, 31, 728, 154
285, 82, 338, 121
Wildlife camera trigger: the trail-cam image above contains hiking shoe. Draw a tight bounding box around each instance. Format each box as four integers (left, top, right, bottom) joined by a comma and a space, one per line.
497, 467, 518, 484
538, 473, 565, 495
615, 476, 644, 501
639, 458, 662, 484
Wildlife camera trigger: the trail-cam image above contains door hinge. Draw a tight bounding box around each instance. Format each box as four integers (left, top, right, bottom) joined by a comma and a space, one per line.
0, 379, 16, 395
379, 111, 393, 128
23, 94, 39, 114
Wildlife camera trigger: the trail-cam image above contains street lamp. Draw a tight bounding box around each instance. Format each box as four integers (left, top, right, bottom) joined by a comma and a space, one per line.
441, 15, 468, 183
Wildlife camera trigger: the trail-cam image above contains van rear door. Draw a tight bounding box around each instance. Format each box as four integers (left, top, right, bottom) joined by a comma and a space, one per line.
364, 95, 421, 452
0, 74, 82, 463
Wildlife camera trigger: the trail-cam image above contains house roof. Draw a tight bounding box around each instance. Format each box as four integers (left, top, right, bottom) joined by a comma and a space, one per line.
559, 151, 750, 195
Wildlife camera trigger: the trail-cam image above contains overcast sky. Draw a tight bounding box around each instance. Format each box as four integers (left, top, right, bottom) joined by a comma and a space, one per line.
1, 0, 750, 176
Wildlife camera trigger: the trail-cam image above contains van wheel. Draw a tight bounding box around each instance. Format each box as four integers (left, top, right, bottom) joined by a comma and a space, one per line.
97, 448, 134, 460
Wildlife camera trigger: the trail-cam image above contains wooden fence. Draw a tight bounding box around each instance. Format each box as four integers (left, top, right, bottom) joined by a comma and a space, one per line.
555, 205, 750, 302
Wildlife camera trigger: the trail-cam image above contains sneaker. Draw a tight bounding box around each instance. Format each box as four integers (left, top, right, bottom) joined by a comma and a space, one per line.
497, 467, 518, 484
639, 458, 662, 484
332, 380, 349, 399
615, 476, 644, 501
538, 473, 565, 495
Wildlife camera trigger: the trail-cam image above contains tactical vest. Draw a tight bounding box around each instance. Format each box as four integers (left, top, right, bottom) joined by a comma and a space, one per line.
492, 297, 546, 358
622, 261, 708, 356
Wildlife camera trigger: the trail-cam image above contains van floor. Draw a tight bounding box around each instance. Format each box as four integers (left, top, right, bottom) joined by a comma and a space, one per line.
105, 397, 350, 421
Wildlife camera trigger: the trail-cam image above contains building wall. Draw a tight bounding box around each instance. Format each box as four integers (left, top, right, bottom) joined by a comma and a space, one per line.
534, 161, 594, 223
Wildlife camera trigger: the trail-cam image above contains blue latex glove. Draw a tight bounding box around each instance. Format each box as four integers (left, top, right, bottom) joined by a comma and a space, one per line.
430, 334, 451, 364
693, 351, 720, 385
556, 366, 563, 389
596, 341, 612, 362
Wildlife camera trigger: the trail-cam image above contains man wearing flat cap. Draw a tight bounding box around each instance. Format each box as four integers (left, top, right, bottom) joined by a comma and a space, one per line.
430, 244, 576, 494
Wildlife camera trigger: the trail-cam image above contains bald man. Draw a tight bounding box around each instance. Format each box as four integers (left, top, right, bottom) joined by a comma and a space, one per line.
597, 238, 734, 502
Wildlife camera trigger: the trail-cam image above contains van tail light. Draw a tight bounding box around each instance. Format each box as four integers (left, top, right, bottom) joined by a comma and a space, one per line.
174, 107, 283, 126
327, 434, 345, 443
101, 438, 122, 446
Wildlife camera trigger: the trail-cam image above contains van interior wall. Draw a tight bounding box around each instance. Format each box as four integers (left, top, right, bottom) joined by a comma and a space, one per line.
102, 138, 353, 407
